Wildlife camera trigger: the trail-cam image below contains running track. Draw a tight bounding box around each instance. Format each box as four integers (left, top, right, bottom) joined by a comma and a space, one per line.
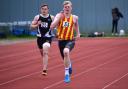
0, 38, 128, 89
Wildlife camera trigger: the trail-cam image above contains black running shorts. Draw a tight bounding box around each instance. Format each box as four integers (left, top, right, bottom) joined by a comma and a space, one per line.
58, 40, 75, 59
37, 37, 52, 49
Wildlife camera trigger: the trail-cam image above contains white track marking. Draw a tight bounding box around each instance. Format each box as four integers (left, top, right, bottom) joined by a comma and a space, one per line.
0, 47, 127, 86
0, 46, 116, 86
0, 45, 107, 71
0, 41, 124, 59
102, 72, 128, 89
0, 64, 63, 86
0, 56, 40, 72
0, 41, 127, 88
43, 54, 127, 89
0, 50, 37, 59
0, 41, 124, 70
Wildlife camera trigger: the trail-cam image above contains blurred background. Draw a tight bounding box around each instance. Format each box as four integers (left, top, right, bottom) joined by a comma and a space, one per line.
0, 0, 128, 39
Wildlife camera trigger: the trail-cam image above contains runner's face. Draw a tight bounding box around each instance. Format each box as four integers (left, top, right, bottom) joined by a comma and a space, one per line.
41, 6, 49, 15
63, 4, 72, 14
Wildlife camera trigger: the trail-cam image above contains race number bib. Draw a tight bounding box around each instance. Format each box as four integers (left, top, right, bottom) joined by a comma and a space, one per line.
63, 21, 69, 27
41, 22, 48, 28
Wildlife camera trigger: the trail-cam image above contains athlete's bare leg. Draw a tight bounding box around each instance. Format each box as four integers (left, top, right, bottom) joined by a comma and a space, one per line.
39, 42, 50, 75
63, 48, 70, 74
42, 42, 50, 70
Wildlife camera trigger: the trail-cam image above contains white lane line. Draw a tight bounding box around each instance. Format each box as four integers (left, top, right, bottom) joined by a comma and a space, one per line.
43, 54, 127, 89
0, 45, 104, 71
0, 50, 37, 59
0, 41, 122, 70
0, 43, 126, 87
0, 56, 40, 72
0, 64, 63, 86
0, 46, 113, 86
0, 42, 57, 59
0, 41, 122, 59
102, 72, 128, 89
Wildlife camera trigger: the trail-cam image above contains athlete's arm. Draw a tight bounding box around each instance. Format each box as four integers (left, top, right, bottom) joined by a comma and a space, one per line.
50, 13, 62, 30
50, 15, 58, 37
50, 15, 55, 21
73, 15, 81, 38
30, 15, 41, 29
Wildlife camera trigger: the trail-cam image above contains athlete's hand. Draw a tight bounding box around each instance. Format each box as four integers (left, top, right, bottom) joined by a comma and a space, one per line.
37, 21, 41, 26
77, 34, 81, 38
30, 20, 41, 29
75, 34, 81, 40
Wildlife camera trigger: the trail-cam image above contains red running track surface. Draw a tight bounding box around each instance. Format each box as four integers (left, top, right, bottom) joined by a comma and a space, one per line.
0, 38, 128, 89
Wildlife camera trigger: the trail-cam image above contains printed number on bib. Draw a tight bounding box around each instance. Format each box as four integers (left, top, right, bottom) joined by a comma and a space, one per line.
63, 21, 69, 27
41, 22, 48, 28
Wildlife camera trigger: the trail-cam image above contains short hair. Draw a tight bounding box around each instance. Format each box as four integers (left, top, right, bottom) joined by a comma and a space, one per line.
63, 1, 72, 6
40, 4, 49, 9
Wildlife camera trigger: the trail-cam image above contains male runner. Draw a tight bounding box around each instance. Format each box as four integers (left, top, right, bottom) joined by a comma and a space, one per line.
50, 1, 80, 83
31, 4, 54, 76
